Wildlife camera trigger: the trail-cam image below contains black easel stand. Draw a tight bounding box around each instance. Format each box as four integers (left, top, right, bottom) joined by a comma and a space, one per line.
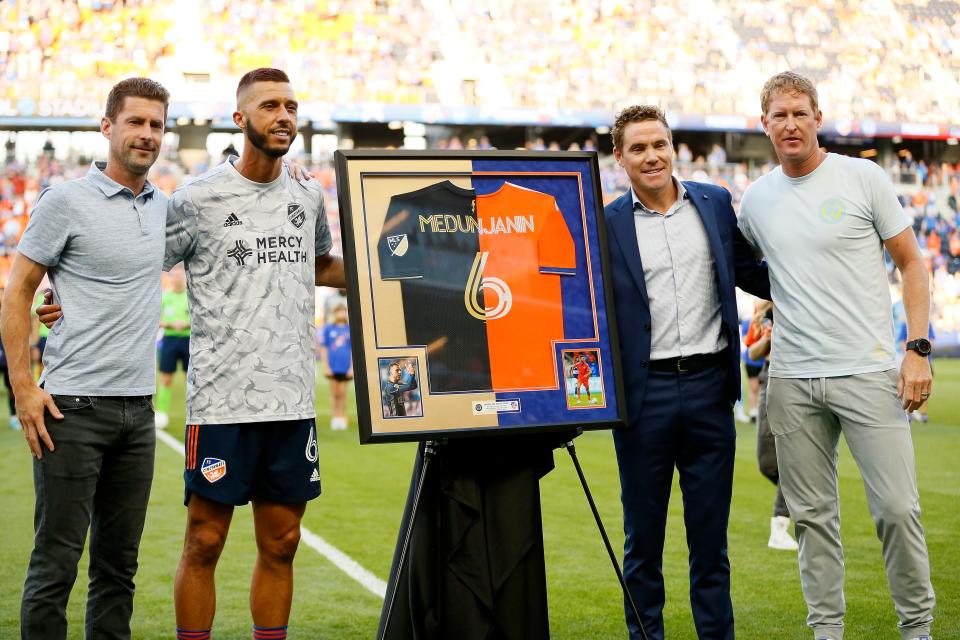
563, 432, 648, 640
378, 439, 439, 640
378, 432, 647, 640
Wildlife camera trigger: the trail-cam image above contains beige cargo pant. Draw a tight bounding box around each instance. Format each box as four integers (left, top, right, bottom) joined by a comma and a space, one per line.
766, 370, 935, 640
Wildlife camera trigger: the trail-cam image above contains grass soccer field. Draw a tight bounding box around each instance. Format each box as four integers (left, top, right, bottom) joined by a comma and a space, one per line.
1, 361, 958, 639
567, 390, 606, 408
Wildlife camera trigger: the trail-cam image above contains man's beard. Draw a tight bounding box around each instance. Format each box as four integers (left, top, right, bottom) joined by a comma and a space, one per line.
119, 142, 158, 175
245, 123, 296, 158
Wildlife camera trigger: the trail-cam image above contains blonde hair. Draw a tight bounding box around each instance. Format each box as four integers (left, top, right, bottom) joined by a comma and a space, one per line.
760, 71, 819, 114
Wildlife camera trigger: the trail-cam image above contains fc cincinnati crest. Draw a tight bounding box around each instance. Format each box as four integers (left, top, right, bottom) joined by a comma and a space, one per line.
387, 234, 408, 257
287, 203, 306, 229
200, 457, 227, 483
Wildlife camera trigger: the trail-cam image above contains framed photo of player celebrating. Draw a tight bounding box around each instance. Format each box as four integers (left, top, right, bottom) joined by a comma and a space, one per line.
334, 150, 627, 443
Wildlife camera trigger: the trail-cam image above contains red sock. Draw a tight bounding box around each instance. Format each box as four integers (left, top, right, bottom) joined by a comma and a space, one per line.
253, 625, 287, 640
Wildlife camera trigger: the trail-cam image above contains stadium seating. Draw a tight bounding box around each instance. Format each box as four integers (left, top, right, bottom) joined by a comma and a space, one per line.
1, 0, 958, 124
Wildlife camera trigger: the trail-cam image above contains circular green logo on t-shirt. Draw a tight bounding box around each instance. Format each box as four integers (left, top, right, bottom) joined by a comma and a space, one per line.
818, 197, 846, 224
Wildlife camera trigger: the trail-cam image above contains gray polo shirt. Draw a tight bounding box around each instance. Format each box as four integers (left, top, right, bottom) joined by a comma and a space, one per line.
17, 161, 166, 395
632, 180, 727, 360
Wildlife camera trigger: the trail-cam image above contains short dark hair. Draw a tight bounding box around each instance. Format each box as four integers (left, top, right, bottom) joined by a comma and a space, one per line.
611, 105, 671, 151
105, 77, 169, 121
236, 68, 291, 99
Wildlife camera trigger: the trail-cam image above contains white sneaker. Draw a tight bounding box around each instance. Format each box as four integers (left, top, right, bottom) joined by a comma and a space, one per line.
734, 402, 749, 423
154, 412, 169, 430
768, 515, 799, 550
332, 417, 348, 431
589, 398, 599, 404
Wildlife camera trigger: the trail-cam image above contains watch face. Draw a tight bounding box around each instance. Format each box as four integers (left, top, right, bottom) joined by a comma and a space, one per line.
911, 339, 932, 356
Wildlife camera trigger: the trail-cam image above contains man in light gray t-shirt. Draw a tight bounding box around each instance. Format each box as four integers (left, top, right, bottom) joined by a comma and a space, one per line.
739, 71, 934, 640
1, 78, 170, 640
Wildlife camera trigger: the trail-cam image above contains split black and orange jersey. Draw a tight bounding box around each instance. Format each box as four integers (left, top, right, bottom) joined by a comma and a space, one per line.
378, 180, 576, 393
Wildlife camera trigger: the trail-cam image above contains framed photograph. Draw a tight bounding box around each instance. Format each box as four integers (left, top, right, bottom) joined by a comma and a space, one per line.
334, 150, 627, 443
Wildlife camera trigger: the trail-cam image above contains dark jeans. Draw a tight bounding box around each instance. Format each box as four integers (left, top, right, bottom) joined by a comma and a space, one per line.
21, 395, 155, 640
613, 365, 736, 640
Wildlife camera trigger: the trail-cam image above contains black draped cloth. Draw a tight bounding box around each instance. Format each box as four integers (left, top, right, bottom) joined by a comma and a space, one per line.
378, 437, 561, 640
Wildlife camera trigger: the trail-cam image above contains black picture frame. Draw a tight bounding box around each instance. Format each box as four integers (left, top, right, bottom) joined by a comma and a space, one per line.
334, 150, 627, 443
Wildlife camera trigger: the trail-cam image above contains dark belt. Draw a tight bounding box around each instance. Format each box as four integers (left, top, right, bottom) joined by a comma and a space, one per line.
648, 350, 727, 373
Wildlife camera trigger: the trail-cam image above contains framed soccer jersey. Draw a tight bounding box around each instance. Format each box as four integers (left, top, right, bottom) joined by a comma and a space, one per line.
335, 150, 626, 443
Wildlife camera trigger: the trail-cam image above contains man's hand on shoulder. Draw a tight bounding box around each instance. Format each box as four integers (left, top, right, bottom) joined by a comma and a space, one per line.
35, 289, 61, 329
283, 159, 313, 184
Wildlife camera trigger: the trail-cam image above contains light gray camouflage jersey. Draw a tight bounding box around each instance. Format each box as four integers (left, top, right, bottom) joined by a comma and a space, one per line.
164, 160, 332, 424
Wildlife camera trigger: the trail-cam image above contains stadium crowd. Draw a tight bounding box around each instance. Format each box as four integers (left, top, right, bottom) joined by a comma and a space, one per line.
2, 0, 959, 124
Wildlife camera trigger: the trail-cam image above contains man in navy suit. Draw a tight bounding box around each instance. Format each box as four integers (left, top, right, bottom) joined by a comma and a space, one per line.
604, 105, 770, 640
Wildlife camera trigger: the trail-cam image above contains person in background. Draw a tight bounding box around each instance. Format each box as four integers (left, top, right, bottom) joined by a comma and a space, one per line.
320, 304, 352, 431
741, 303, 766, 421
744, 301, 798, 551
155, 267, 190, 429
0, 285, 18, 430
31, 287, 50, 380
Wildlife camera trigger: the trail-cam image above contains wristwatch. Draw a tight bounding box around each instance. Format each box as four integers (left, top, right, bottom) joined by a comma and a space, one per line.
906, 338, 932, 356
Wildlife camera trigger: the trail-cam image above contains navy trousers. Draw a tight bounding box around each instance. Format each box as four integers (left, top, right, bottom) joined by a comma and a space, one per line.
613, 364, 736, 640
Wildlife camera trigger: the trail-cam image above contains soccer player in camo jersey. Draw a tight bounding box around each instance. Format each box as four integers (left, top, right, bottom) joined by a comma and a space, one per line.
166, 68, 346, 640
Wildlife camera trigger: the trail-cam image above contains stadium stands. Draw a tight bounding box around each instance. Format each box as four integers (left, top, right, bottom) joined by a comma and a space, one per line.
1, 0, 958, 124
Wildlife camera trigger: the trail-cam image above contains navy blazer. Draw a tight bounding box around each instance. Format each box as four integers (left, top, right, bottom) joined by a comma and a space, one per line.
604, 181, 770, 425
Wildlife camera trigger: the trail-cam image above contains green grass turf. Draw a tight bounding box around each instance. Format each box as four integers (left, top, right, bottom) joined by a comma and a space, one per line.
1, 362, 957, 638
567, 390, 606, 408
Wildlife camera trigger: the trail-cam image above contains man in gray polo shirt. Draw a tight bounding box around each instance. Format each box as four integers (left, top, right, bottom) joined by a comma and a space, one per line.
1, 78, 169, 640
739, 71, 934, 640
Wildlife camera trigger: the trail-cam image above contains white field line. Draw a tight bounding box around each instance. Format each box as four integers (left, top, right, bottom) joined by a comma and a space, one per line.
155, 428, 388, 599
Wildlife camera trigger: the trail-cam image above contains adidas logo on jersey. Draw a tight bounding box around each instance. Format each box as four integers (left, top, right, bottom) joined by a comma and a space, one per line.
310, 468, 320, 483
223, 213, 243, 227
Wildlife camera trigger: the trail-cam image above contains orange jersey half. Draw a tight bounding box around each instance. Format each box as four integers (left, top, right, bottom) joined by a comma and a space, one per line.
476, 183, 576, 390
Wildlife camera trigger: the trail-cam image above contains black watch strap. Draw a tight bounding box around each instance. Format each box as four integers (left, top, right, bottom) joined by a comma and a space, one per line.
906, 338, 931, 356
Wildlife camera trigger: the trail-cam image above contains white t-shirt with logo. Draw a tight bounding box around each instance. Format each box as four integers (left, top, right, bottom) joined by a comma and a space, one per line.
738, 153, 910, 378
164, 160, 332, 423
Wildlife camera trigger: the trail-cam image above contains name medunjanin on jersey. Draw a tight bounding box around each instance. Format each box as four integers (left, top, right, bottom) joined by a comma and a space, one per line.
417, 214, 536, 235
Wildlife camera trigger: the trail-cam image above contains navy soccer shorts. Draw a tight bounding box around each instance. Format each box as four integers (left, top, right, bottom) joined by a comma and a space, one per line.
183, 419, 321, 506
159, 335, 190, 374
